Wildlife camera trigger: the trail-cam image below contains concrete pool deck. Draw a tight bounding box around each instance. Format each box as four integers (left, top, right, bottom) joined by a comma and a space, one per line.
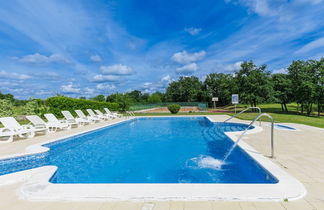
0, 115, 324, 209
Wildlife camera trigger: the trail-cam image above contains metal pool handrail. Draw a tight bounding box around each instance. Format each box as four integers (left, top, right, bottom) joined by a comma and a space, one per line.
223, 113, 275, 161
224, 107, 262, 124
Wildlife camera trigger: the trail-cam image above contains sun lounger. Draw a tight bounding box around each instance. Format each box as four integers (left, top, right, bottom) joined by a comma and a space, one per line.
27, 115, 70, 132
86, 109, 107, 121
104, 108, 123, 118
75, 110, 100, 123
94, 110, 113, 120
61, 111, 90, 126
44, 113, 74, 129
0, 117, 46, 142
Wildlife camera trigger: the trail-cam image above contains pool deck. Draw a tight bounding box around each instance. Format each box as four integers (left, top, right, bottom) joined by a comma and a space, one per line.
0, 115, 324, 209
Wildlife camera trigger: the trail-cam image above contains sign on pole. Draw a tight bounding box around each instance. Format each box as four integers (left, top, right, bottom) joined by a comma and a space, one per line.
232, 94, 239, 114
232, 94, 239, 104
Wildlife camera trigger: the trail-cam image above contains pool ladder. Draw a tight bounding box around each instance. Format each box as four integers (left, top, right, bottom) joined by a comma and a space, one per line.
223, 113, 275, 161
224, 107, 262, 125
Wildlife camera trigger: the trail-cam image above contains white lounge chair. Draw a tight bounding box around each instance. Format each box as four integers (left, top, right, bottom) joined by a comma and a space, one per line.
61, 111, 90, 126
86, 109, 107, 121
44, 113, 74, 129
94, 110, 113, 120
75, 110, 100, 123
0, 117, 46, 142
0, 127, 28, 143
104, 108, 123, 118
27, 115, 70, 133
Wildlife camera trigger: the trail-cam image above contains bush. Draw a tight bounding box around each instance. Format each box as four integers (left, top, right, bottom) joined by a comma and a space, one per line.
167, 104, 181, 114
21, 99, 50, 116
46, 96, 119, 118
0, 99, 14, 117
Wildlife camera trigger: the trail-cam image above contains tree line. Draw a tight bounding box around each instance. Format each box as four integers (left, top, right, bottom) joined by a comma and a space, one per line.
1, 57, 323, 116
98, 58, 323, 116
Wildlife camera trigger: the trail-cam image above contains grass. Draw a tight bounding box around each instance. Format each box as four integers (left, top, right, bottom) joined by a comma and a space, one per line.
134, 103, 324, 128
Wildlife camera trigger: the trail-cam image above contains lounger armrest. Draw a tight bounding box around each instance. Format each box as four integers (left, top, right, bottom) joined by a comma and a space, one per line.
0, 127, 14, 133
21, 124, 34, 130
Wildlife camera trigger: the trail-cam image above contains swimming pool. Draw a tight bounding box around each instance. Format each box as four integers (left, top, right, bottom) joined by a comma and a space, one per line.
0, 117, 276, 184
0, 117, 306, 201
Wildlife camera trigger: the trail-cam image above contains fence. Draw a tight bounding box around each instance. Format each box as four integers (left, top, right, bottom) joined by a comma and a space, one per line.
129, 102, 208, 111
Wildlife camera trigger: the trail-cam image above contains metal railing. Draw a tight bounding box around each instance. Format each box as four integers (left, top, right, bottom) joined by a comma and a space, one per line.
223, 113, 275, 161
224, 107, 262, 124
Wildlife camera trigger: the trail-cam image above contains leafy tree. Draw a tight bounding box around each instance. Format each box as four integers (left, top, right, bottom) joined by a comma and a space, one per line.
127, 90, 142, 103
272, 73, 292, 112
288, 60, 318, 115
165, 76, 204, 102
314, 58, 324, 116
107, 93, 132, 111
235, 61, 273, 107
21, 99, 50, 115
0, 99, 14, 117
148, 92, 162, 103
0, 92, 14, 101
91, 94, 106, 102
204, 73, 235, 106
140, 93, 150, 103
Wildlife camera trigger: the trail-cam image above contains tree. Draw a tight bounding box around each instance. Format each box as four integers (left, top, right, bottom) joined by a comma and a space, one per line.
91, 95, 106, 102
21, 99, 50, 115
106, 93, 132, 111
235, 61, 273, 107
288, 60, 317, 115
272, 73, 292, 112
0, 99, 14, 117
148, 92, 162, 103
165, 76, 204, 102
314, 58, 324, 116
127, 90, 142, 103
204, 73, 235, 106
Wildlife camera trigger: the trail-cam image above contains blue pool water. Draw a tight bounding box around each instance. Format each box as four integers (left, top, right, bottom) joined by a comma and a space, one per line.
0, 117, 277, 184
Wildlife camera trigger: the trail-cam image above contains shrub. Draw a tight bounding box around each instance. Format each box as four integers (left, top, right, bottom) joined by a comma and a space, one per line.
21, 99, 50, 116
46, 96, 119, 118
0, 99, 14, 117
167, 104, 181, 114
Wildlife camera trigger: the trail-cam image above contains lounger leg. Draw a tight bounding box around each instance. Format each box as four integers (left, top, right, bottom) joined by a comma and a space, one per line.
27, 131, 35, 138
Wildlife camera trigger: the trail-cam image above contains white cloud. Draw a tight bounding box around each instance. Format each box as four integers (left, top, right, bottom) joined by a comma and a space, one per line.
143, 82, 153, 88
19, 53, 69, 64
184, 27, 202, 35
61, 83, 80, 93
294, 37, 324, 54
226, 0, 323, 17
84, 87, 95, 95
161, 75, 172, 83
92, 74, 120, 83
100, 64, 133, 75
0, 70, 32, 80
90, 55, 102, 62
272, 68, 287, 74
171, 50, 206, 64
224, 61, 243, 72
176, 63, 198, 74
96, 84, 116, 90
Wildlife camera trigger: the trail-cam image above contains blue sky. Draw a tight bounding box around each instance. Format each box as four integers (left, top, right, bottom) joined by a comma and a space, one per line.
0, 0, 323, 99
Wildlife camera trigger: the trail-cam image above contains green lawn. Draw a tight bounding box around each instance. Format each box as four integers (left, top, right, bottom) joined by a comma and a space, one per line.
134, 103, 324, 128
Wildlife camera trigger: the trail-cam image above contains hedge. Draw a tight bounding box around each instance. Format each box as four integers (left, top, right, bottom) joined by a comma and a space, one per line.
46, 96, 119, 118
